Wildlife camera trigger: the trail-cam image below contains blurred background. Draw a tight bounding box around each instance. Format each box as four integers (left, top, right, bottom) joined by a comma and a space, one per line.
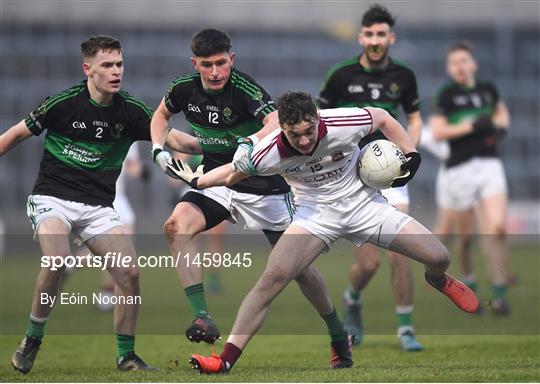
1, 0, 538, 235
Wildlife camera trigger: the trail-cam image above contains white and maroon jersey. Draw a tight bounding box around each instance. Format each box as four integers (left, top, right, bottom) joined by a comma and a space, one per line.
250, 107, 377, 204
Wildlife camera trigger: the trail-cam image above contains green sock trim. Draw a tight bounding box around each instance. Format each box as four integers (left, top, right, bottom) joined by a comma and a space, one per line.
321, 308, 346, 342
492, 284, 507, 300
116, 334, 135, 358
184, 283, 208, 318
397, 312, 413, 327
347, 284, 361, 302
26, 318, 46, 340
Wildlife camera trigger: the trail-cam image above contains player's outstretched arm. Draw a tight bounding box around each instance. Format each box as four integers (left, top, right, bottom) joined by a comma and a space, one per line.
165, 130, 202, 155
255, 110, 280, 141
232, 111, 280, 174
0, 120, 33, 156
167, 159, 250, 189
198, 164, 250, 189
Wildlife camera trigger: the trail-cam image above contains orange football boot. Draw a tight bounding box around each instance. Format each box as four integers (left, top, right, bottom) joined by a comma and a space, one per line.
189, 352, 226, 374
426, 272, 480, 313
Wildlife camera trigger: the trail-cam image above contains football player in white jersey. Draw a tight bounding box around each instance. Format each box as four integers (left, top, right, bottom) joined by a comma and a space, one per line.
168, 91, 479, 374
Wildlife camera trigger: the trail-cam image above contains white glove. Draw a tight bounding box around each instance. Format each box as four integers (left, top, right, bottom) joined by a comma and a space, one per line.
151, 143, 176, 178
232, 135, 258, 175
166, 158, 204, 188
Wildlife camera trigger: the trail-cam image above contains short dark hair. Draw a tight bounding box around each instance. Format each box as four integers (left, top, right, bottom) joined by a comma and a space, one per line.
276, 91, 318, 127
447, 41, 475, 57
362, 4, 396, 28
80, 35, 121, 59
191, 28, 232, 57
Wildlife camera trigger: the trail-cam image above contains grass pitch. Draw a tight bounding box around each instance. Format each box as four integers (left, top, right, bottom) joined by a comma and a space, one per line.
1, 335, 538, 382
1, 241, 539, 381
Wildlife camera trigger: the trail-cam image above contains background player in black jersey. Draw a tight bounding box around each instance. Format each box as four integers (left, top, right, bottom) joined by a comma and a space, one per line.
150, 29, 352, 365
318, 4, 423, 351
430, 41, 511, 315
0, 35, 199, 374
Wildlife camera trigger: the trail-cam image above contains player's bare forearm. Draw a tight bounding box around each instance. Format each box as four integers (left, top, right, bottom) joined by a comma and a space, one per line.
369, 107, 416, 154
430, 114, 472, 141
493, 101, 510, 130
406, 111, 423, 146
165, 130, 202, 155
196, 164, 250, 189
253, 111, 280, 141
151, 99, 173, 146
0, 120, 33, 156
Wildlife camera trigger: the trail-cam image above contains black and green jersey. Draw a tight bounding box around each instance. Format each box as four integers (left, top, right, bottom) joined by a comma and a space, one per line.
25, 80, 152, 207
317, 56, 420, 147
164, 68, 289, 195
433, 80, 500, 168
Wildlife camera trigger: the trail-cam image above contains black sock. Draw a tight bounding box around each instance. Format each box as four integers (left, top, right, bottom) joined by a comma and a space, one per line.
425, 272, 446, 289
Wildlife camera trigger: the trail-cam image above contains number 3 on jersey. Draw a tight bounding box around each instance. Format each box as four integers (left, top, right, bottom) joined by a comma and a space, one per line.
208, 112, 219, 124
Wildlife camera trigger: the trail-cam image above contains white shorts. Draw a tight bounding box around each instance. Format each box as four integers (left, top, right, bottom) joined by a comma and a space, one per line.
292, 192, 412, 249
27, 195, 122, 243
113, 194, 135, 226
381, 185, 409, 206
189, 186, 294, 231
437, 158, 508, 210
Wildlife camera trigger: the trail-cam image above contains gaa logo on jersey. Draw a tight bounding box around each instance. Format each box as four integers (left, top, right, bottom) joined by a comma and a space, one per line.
331, 150, 345, 162
347, 84, 364, 93
110, 123, 124, 139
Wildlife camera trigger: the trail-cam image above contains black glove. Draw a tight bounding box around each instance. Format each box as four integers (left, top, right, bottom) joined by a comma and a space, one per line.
391, 152, 421, 188
472, 116, 496, 135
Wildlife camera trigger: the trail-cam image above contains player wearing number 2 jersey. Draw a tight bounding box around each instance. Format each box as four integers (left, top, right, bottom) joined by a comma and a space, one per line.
0, 35, 198, 374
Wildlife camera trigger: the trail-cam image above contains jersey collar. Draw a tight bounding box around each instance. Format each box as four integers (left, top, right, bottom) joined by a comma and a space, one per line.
358, 54, 393, 73
83, 80, 117, 108
277, 118, 328, 158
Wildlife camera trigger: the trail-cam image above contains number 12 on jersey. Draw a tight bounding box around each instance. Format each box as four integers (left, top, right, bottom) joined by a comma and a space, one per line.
208, 112, 219, 124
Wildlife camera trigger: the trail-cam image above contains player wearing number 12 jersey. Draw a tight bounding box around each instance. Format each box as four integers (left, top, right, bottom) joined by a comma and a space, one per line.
150, 30, 349, 360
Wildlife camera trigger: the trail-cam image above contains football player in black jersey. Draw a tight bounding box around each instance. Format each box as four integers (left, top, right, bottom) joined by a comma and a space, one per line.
430, 41, 511, 315
0, 35, 199, 374
150, 29, 351, 366
318, 4, 423, 351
